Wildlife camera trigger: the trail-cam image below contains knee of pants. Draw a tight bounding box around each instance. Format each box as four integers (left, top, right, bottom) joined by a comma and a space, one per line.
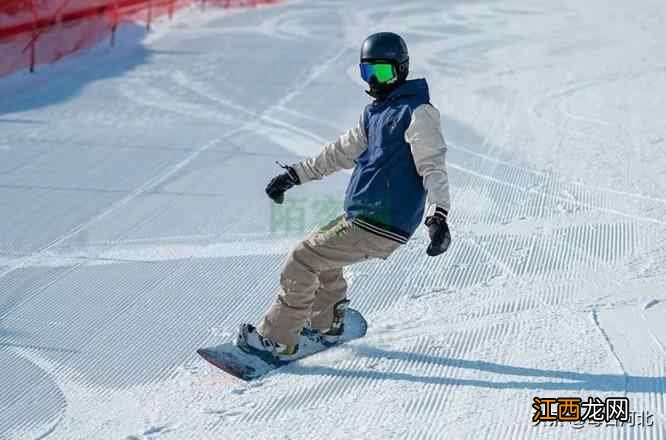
319, 274, 347, 296
279, 263, 320, 294
278, 257, 320, 310
281, 244, 320, 282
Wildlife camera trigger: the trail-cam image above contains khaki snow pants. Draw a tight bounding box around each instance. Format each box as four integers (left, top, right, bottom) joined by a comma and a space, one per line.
259, 215, 402, 346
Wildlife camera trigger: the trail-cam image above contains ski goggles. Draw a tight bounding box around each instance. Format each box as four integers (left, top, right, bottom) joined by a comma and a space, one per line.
360, 62, 396, 84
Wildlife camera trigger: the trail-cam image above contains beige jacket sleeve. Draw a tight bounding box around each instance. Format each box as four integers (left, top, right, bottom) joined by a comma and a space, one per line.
405, 104, 451, 215
292, 115, 368, 183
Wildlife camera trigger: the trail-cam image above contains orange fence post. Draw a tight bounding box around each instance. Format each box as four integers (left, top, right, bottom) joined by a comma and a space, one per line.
111, 0, 119, 46
29, 0, 38, 73
168, 0, 175, 19
147, 0, 153, 30
55, 0, 62, 40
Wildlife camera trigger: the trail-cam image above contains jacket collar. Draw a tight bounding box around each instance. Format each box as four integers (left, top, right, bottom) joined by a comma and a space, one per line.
373, 78, 430, 104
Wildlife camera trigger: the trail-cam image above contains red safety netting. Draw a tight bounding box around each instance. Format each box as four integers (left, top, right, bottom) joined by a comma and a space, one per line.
0, 0, 280, 77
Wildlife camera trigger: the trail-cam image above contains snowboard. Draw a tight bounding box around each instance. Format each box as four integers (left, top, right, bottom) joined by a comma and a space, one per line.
196, 308, 367, 381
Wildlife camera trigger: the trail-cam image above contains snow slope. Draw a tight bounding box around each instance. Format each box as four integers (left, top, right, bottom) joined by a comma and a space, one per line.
1, 0, 665, 439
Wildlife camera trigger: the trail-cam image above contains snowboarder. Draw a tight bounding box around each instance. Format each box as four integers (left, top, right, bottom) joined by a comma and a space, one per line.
237, 32, 451, 360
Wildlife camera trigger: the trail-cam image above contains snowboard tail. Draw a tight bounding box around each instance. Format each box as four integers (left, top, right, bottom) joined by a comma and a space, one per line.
196, 308, 367, 381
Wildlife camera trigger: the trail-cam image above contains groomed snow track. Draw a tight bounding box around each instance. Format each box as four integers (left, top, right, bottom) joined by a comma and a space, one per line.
1, 1, 666, 439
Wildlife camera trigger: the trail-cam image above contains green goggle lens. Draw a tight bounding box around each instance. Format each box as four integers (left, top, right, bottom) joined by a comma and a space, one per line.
360, 63, 396, 84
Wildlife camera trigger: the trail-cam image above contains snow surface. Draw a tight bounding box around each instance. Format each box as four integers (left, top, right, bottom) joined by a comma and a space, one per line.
1, 0, 666, 439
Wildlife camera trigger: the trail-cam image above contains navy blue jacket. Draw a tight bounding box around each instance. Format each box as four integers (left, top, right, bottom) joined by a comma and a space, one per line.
344, 79, 431, 243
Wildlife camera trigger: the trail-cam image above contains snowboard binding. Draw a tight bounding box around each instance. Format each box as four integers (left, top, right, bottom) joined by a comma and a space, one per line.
302, 299, 350, 346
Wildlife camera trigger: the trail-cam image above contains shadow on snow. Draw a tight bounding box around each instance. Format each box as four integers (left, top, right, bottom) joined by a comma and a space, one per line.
288, 345, 665, 394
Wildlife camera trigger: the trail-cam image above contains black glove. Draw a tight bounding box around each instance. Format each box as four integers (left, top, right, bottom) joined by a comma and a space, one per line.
266, 162, 300, 204
425, 206, 451, 257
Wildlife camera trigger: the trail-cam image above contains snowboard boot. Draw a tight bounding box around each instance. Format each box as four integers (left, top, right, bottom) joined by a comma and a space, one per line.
236, 324, 299, 362
303, 299, 350, 346
322, 299, 349, 343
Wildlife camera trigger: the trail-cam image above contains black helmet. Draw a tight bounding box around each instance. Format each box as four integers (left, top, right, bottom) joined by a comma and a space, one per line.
360, 32, 409, 96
